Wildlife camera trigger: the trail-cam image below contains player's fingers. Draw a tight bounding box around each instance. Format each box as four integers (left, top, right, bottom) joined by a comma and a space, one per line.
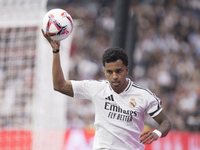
139, 131, 150, 143
139, 131, 149, 138
41, 28, 52, 42
41, 28, 60, 49
41, 28, 44, 34
141, 134, 154, 144
147, 138, 154, 145
41, 28, 47, 37
140, 131, 156, 144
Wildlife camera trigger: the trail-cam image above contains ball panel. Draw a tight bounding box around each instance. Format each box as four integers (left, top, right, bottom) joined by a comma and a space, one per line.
42, 8, 73, 41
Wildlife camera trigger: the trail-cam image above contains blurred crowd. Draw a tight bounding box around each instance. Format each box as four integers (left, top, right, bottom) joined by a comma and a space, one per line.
64, 0, 200, 132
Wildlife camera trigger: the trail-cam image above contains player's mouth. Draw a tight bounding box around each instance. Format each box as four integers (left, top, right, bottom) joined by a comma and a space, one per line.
112, 82, 120, 87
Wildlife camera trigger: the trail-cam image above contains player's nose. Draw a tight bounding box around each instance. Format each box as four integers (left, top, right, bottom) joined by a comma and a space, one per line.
112, 72, 118, 80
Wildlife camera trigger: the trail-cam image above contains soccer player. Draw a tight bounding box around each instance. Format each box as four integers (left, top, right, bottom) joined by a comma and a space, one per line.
42, 30, 171, 150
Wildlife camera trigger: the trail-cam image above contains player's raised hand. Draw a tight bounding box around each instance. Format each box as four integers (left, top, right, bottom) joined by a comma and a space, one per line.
139, 131, 159, 145
41, 29, 60, 51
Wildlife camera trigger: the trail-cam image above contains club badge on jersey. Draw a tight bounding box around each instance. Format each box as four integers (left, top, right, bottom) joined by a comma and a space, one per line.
129, 98, 137, 108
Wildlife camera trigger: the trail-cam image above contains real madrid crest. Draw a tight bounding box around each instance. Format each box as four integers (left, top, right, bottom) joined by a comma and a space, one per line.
129, 98, 136, 108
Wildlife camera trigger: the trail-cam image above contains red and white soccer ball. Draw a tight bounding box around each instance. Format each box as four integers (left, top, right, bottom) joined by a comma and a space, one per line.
42, 8, 73, 41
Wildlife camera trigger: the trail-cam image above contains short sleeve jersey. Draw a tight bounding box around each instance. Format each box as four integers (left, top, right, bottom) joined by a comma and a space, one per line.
71, 78, 162, 150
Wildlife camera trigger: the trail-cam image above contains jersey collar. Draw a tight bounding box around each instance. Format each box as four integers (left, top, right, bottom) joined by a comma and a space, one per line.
124, 78, 132, 92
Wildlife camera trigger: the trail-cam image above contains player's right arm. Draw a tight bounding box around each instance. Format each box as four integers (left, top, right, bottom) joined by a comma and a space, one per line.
41, 29, 74, 97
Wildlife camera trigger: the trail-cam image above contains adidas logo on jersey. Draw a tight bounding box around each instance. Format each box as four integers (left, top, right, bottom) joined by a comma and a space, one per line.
105, 95, 114, 101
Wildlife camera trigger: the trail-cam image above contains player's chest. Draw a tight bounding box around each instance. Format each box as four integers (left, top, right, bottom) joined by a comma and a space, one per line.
94, 90, 146, 114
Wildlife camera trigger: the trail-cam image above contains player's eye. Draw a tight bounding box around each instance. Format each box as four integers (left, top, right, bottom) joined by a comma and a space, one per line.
107, 70, 112, 74
116, 69, 122, 73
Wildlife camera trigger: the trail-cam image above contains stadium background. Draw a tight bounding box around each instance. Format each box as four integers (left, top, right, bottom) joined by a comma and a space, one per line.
0, 0, 200, 149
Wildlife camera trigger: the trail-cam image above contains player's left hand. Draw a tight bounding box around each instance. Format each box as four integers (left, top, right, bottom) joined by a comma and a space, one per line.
139, 131, 159, 145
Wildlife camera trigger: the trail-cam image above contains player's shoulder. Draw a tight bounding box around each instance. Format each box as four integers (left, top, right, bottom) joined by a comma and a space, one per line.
131, 81, 160, 101
131, 81, 153, 95
71, 79, 109, 93
84, 80, 109, 93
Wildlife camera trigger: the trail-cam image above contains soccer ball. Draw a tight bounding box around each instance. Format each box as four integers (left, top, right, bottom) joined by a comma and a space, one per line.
42, 8, 73, 41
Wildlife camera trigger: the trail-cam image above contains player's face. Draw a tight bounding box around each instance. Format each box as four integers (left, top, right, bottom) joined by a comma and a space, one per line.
104, 59, 129, 94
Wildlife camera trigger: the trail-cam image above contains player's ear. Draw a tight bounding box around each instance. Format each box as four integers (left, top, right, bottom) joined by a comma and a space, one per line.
104, 67, 106, 74
126, 66, 129, 75
104, 67, 109, 78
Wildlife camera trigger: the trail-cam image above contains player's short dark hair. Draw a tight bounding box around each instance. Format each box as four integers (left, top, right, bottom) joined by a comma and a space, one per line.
102, 47, 128, 67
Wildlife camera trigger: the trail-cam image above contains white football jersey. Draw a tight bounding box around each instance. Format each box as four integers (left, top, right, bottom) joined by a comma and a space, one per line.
71, 78, 162, 150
